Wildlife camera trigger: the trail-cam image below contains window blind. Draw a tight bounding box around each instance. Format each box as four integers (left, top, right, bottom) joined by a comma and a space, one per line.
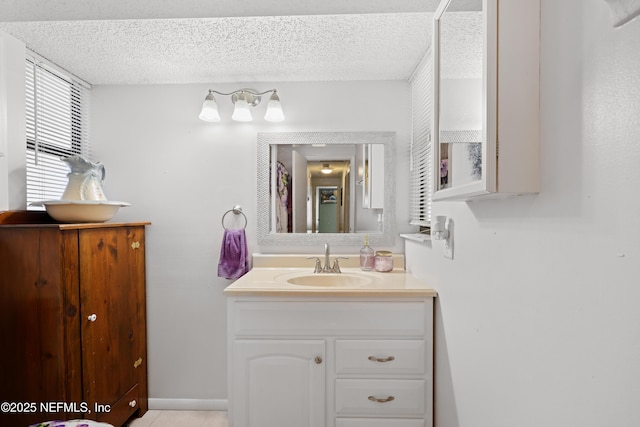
409, 49, 433, 227
26, 54, 91, 208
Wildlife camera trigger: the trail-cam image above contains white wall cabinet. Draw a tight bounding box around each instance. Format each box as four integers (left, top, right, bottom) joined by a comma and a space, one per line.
432, 0, 540, 201
227, 297, 434, 427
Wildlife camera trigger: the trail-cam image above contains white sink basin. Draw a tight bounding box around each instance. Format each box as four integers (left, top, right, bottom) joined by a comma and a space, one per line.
30, 200, 130, 223
276, 272, 373, 288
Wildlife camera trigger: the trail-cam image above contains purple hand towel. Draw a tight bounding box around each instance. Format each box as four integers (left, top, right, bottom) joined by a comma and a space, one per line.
217, 228, 249, 279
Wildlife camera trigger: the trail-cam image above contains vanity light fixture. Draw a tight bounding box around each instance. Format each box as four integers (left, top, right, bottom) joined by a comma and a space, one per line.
199, 88, 284, 123
321, 164, 333, 174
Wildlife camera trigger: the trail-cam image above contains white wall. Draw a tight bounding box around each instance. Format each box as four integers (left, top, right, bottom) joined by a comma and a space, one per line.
90, 80, 411, 405
405, 1, 640, 426
0, 30, 26, 210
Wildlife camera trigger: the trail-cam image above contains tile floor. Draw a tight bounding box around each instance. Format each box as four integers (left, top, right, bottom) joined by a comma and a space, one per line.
125, 410, 228, 427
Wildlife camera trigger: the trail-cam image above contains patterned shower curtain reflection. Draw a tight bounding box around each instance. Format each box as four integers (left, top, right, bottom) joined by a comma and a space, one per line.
276, 161, 292, 233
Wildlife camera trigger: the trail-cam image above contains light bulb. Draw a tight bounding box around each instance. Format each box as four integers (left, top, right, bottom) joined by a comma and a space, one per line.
232, 99, 253, 122
264, 92, 285, 122
199, 93, 220, 122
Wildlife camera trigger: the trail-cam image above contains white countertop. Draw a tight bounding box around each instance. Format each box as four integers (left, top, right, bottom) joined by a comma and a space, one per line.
223, 267, 437, 297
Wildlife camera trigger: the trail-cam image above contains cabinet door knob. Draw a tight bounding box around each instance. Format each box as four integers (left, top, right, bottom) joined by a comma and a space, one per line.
368, 355, 395, 363
314, 356, 323, 364
368, 395, 395, 403
131, 241, 141, 249
129, 399, 137, 407
87, 314, 97, 322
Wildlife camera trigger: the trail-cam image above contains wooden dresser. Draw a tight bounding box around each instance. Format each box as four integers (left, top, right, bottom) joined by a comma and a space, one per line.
0, 211, 150, 427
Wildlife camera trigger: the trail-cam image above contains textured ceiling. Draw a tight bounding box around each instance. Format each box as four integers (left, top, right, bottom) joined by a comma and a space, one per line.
0, 14, 432, 85
0, 0, 438, 84
0, 0, 443, 21
0, 0, 482, 86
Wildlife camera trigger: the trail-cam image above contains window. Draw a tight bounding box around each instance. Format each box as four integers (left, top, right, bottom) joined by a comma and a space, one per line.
25, 53, 90, 208
409, 49, 433, 227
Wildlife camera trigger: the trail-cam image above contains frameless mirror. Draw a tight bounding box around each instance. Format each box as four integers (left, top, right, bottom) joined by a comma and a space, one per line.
257, 132, 395, 246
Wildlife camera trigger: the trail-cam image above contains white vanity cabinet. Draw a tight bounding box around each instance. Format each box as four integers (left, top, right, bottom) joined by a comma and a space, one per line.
432, 0, 540, 201
227, 297, 434, 427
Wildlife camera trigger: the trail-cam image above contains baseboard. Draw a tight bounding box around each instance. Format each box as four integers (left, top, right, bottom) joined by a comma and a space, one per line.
148, 398, 228, 411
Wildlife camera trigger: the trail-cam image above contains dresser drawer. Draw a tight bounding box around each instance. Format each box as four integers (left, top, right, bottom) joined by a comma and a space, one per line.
336, 419, 425, 427
231, 301, 428, 337
335, 379, 425, 416
96, 383, 139, 426
336, 340, 425, 375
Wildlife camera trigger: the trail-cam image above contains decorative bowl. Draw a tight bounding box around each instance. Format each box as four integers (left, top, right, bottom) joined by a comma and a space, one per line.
30, 200, 130, 223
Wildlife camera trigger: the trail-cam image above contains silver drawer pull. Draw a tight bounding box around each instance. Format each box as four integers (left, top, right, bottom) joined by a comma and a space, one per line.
129, 399, 137, 407
368, 395, 395, 403
368, 355, 395, 363
87, 314, 97, 322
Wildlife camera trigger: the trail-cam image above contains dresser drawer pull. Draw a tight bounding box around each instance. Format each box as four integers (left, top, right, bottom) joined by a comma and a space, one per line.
368, 395, 395, 403
367, 355, 395, 363
129, 399, 137, 408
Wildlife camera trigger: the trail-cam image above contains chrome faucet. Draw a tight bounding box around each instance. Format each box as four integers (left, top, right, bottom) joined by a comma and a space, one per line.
324, 243, 331, 272
308, 243, 348, 273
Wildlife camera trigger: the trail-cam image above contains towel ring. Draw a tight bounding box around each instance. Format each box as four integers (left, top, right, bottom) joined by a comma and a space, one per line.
222, 205, 247, 230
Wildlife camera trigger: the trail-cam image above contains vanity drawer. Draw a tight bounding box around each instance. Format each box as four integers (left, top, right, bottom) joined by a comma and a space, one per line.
336, 419, 425, 427
231, 301, 428, 337
336, 340, 425, 375
335, 379, 425, 416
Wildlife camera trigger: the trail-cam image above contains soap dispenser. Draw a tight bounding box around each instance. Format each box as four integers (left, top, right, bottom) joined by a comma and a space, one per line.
359, 234, 375, 271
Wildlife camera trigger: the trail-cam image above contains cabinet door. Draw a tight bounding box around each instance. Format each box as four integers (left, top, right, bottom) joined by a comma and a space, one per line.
79, 226, 146, 424
232, 340, 325, 427
433, 0, 488, 199
0, 228, 83, 426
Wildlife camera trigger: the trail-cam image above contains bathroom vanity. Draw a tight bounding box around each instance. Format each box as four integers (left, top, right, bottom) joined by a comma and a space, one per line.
225, 259, 436, 427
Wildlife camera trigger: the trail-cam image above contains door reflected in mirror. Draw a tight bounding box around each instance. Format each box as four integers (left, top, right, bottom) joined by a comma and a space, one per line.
316, 185, 339, 233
